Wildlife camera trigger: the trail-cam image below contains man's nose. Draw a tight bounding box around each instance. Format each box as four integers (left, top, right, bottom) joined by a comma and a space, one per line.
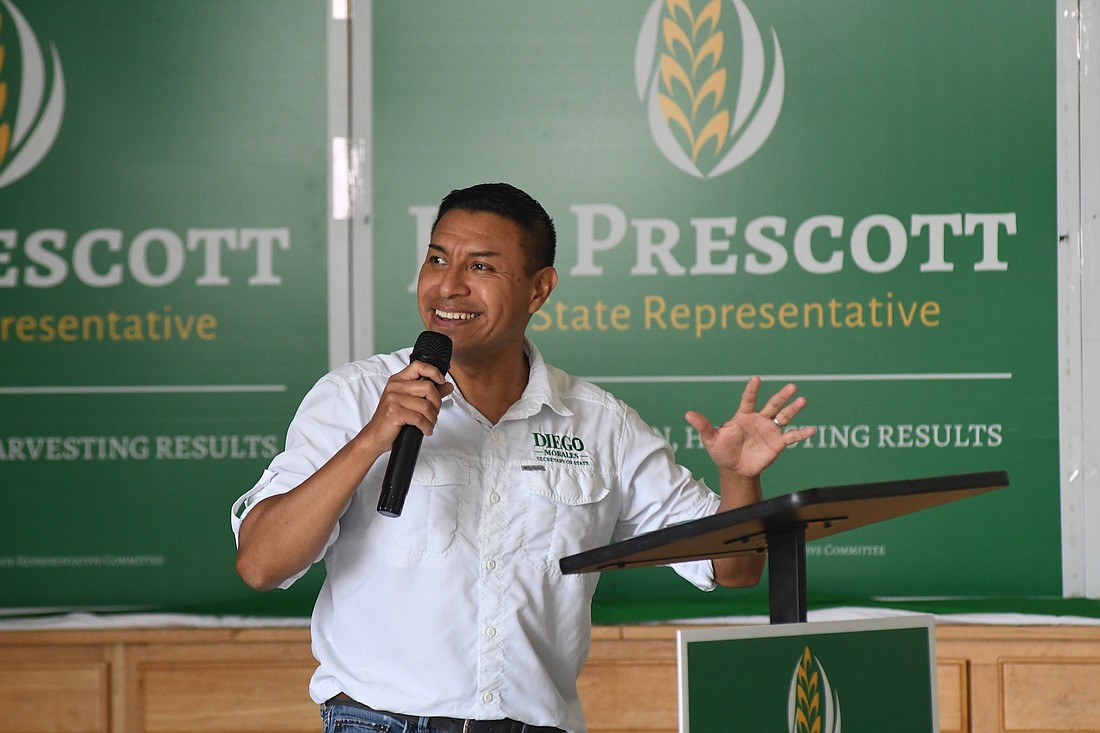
438, 267, 470, 297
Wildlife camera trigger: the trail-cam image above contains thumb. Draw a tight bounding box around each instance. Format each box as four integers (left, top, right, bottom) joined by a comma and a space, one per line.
684, 410, 715, 442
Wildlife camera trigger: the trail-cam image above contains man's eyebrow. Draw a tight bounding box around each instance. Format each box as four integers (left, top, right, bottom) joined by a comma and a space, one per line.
426, 243, 501, 259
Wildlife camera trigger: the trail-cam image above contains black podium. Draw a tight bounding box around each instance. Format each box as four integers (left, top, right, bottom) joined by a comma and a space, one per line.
559, 470, 1009, 624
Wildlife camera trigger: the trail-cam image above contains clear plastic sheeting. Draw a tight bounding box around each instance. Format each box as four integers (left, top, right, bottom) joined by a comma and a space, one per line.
1059, 0, 1100, 598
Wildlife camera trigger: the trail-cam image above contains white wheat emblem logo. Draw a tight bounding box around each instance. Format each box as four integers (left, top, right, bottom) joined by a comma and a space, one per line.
0, 0, 64, 190
635, 0, 783, 179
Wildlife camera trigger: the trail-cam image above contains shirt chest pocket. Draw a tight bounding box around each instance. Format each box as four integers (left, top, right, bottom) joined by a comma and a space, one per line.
517, 465, 614, 571
365, 452, 469, 562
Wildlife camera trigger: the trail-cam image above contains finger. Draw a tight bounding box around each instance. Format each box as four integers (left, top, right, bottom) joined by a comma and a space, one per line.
773, 395, 808, 427
378, 374, 447, 433
385, 375, 445, 407
762, 383, 800, 420
397, 360, 448, 387
782, 425, 817, 446
366, 398, 429, 445
684, 410, 716, 442
735, 376, 762, 416
389, 392, 444, 435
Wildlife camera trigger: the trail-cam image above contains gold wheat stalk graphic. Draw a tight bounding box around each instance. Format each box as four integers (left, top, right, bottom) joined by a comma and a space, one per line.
658, 0, 730, 164
795, 646, 823, 733
0, 9, 10, 166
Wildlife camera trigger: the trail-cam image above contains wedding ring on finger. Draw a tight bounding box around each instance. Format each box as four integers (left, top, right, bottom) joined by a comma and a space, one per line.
772, 416, 785, 429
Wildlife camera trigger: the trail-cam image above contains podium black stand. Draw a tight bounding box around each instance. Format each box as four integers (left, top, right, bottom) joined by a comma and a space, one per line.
559, 470, 1009, 624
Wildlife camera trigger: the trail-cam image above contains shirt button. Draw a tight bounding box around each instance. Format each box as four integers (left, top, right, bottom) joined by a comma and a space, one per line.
486, 627, 497, 638
490, 431, 500, 442
486, 559, 497, 571
490, 493, 501, 504
483, 692, 494, 703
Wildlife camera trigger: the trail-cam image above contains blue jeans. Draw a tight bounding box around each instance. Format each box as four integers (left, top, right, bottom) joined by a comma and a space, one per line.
321, 701, 417, 733
320, 700, 562, 733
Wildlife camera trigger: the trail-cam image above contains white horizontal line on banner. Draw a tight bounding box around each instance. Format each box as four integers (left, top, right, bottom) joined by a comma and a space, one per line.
584, 373, 1013, 384
0, 385, 287, 395
0, 375, 1012, 393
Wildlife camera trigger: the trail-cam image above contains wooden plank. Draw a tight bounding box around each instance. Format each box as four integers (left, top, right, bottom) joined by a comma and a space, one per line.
936, 659, 970, 733
139, 660, 318, 733
1002, 659, 1100, 732
0, 662, 108, 733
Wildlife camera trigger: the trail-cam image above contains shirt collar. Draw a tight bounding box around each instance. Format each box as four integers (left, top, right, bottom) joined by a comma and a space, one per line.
513, 337, 571, 419
441, 337, 572, 423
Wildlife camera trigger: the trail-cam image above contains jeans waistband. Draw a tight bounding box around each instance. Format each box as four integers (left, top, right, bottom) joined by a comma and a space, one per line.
325, 693, 565, 733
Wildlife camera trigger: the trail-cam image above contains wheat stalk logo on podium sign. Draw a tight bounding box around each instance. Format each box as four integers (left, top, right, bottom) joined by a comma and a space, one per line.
789, 646, 842, 733
635, 0, 783, 179
0, 0, 64, 189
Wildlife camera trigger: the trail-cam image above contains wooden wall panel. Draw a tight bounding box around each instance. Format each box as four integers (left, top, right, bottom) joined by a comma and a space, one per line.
579, 631, 679, 733
937, 625, 1100, 733
1000, 659, 1100, 732
1, 624, 1100, 733
127, 642, 319, 733
0, 645, 110, 733
937, 659, 970, 733
138, 661, 317, 733
0, 663, 108, 733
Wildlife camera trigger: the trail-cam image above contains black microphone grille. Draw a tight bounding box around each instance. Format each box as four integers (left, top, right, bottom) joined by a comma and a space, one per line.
410, 331, 453, 373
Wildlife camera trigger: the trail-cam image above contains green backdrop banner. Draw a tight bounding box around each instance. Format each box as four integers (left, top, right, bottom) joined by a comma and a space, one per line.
0, 0, 1063, 621
368, 0, 1058, 620
0, 0, 329, 615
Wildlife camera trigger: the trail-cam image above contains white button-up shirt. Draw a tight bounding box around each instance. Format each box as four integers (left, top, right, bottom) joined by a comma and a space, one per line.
231, 340, 720, 732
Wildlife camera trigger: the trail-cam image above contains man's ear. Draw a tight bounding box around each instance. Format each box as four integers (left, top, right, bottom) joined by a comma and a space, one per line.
529, 266, 558, 314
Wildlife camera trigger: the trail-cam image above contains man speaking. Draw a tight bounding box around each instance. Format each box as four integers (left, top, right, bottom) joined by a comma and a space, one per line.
231, 182, 815, 732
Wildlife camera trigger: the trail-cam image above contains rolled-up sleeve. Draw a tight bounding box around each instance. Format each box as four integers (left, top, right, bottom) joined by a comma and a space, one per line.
613, 404, 721, 591
229, 368, 378, 588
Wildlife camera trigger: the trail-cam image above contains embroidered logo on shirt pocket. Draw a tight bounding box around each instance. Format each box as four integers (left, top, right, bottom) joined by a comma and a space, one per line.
518, 464, 612, 571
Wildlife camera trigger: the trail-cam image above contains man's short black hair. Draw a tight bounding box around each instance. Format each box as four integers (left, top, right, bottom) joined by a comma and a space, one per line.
433, 182, 556, 273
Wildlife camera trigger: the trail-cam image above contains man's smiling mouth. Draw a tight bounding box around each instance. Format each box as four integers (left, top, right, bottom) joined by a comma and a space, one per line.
435, 310, 479, 321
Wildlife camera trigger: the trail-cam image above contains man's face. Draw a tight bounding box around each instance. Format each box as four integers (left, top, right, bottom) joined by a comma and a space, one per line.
417, 209, 556, 365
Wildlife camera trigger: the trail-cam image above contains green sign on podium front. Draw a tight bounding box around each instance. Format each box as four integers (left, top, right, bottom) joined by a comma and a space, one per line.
678, 616, 938, 733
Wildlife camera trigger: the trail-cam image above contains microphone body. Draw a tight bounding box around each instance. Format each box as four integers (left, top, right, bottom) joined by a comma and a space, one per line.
377, 331, 452, 517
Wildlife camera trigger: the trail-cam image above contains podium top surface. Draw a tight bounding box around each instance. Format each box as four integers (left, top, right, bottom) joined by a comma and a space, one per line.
558, 470, 1008, 575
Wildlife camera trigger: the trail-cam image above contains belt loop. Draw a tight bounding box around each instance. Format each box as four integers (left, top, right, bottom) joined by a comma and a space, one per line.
462, 720, 471, 733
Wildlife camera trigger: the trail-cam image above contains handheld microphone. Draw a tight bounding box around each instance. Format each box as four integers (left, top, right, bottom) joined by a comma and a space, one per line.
377, 330, 453, 517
